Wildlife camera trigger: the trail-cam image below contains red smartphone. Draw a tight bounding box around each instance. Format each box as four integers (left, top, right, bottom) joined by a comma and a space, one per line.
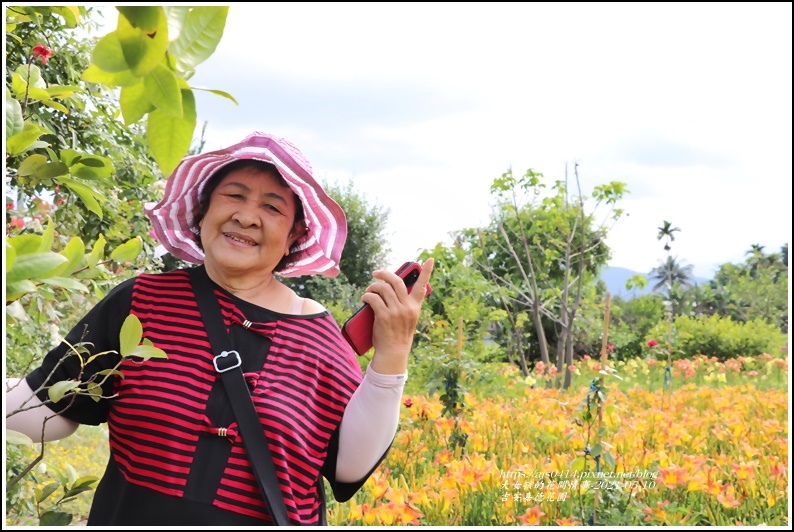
341, 261, 432, 356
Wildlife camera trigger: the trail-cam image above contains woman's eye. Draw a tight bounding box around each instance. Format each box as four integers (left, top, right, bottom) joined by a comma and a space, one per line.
263, 204, 281, 213
225, 193, 244, 199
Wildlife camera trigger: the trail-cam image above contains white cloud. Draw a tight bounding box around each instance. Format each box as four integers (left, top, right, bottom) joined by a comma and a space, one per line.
179, 2, 791, 277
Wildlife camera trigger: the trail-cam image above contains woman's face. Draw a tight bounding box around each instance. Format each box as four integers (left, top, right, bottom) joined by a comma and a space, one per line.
199, 166, 302, 278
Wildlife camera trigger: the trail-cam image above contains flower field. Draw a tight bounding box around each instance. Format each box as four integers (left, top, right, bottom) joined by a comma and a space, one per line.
324, 353, 789, 526
9, 353, 789, 526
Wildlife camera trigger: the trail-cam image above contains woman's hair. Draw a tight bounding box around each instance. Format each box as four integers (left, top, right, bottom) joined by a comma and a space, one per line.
191, 159, 306, 273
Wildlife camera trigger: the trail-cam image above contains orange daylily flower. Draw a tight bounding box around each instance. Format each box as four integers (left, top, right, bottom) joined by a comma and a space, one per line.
517, 505, 545, 526
555, 516, 580, 526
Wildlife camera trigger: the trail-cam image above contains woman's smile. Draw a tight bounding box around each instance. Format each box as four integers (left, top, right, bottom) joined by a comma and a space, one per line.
223, 231, 259, 247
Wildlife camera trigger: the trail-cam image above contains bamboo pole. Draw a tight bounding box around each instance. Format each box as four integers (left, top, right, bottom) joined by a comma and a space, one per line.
592, 292, 611, 524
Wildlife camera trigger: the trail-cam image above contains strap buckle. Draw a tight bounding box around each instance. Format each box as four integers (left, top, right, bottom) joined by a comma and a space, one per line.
213, 350, 242, 373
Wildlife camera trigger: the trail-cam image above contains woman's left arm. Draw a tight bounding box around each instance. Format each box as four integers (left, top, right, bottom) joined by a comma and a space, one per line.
335, 364, 405, 482
335, 258, 434, 482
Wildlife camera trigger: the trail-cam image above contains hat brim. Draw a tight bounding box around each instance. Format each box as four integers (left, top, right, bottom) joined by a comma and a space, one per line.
145, 132, 347, 277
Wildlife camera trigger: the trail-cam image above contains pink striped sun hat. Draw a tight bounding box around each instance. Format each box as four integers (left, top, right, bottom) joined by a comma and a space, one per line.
144, 131, 347, 277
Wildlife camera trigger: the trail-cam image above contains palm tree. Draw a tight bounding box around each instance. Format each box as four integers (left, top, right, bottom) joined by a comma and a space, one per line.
649, 256, 694, 316
649, 256, 694, 292
657, 221, 681, 252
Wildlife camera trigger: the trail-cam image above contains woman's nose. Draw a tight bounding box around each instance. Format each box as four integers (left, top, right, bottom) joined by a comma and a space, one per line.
232, 200, 260, 227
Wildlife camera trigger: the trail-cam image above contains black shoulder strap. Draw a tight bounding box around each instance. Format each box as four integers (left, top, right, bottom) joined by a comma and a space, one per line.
188, 266, 290, 526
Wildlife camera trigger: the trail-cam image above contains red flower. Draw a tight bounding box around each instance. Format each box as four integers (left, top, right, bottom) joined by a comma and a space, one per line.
32, 43, 53, 65
9, 217, 24, 229
403, 398, 413, 408
607, 342, 614, 353
648, 339, 658, 348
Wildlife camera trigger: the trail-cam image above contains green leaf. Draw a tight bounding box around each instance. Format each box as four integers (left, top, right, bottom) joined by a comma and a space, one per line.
58, 149, 83, 167
12, 64, 47, 92
126, 344, 169, 361
590, 443, 603, 458
111, 236, 143, 263
5, 280, 37, 302
59, 179, 104, 220
119, 314, 144, 357
52, 6, 79, 28
603, 450, 616, 469
120, 81, 154, 125
143, 63, 182, 117
77, 158, 107, 168
6, 240, 16, 272
5, 89, 23, 137
40, 277, 90, 292
48, 380, 80, 403
117, 6, 162, 31
69, 155, 114, 180
63, 476, 99, 497
17, 154, 69, 179
41, 99, 70, 114
168, 6, 229, 72
82, 64, 140, 87
39, 511, 73, 527
35, 482, 60, 503
570, 456, 586, 472
191, 86, 238, 105
39, 217, 55, 253
86, 383, 103, 402
51, 237, 86, 276
44, 85, 81, 98
72, 475, 100, 490
6, 122, 50, 156
117, 9, 169, 77
91, 31, 131, 73
87, 234, 107, 269
6, 252, 68, 283
163, 6, 191, 41
147, 88, 196, 176
95, 368, 124, 379
5, 429, 34, 446
8, 234, 43, 255
14, 63, 47, 88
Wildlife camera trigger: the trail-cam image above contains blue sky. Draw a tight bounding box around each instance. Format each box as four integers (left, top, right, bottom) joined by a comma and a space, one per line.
101, 3, 792, 278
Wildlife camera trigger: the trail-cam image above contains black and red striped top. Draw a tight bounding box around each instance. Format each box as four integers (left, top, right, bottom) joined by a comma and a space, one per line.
27, 267, 373, 526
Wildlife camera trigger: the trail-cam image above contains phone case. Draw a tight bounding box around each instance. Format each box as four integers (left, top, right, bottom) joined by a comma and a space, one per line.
341, 262, 430, 356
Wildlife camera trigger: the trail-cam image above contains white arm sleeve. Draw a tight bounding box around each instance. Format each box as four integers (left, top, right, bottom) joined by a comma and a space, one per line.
5, 378, 79, 443
335, 362, 406, 483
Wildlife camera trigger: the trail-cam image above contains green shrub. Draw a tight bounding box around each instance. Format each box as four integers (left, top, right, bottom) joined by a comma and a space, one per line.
646, 314, 787, 362
608, 294, 666, 361
474, 342, 506, 364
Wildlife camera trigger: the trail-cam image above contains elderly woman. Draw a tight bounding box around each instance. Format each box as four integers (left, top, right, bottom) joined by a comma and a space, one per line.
6, 132, 434, 526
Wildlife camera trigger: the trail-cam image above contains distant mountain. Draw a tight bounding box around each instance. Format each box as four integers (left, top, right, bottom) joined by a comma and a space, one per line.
600, 266, 711, 299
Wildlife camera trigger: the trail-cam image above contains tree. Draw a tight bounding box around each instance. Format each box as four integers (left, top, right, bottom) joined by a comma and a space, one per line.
461, 166, 627, 387
649, 256, 694, 292
656, 220, 680, 252
648, 255, 694, 316
701, 246, 789, 331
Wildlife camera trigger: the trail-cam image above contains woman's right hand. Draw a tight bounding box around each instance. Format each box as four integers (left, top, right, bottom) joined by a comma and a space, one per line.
363, 258, 434, 375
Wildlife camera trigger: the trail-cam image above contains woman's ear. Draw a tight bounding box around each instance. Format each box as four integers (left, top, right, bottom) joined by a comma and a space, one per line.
285, 220, 307, 255
290, 220, 307, 243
